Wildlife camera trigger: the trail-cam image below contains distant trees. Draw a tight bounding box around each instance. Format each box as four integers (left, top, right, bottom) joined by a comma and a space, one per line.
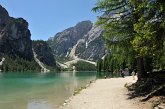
72, 61, 96, 71
93, 0, 165, 80
96, 55, 130, 77
0, 54, 41, 72
32, 40, 57, 67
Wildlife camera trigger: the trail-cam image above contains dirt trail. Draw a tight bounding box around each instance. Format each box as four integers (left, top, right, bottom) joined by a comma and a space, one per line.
62, 76, 151, 109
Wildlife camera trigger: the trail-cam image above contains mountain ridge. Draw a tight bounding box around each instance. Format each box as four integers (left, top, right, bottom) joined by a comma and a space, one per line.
47, 21, 106, 62
0, 5, 57, 72
48, 20, 93, 59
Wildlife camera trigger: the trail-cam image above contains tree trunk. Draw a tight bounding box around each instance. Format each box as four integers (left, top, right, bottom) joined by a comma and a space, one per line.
137, 57, 148, 80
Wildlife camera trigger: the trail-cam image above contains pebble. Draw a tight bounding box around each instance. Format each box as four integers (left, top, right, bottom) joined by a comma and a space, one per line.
154, 105, 165, 109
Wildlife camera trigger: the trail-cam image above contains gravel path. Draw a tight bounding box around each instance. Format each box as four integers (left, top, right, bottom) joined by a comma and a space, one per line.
62, 76, 151, 109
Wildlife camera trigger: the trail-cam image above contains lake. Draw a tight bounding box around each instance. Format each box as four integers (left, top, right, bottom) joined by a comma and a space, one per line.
0, 71, 96, 109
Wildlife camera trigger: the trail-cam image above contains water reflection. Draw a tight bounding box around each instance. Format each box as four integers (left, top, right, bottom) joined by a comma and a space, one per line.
27, 100, 54, 109
0, 71, 96, 109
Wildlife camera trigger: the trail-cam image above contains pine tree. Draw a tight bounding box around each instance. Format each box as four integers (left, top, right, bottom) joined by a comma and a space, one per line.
93, 0, 165, 80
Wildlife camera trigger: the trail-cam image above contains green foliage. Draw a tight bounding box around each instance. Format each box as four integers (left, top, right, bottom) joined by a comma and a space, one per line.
72, 61, 96, 71
93, 0, 165, 79
56, 57, 73, 63
32, 40, 57, 70
131, 0, 165, 70
93, 0, 135, 64
96, 55, 130, 72
33, 40, 48, 46
94, 0, 136, 75
0, 54, 40, 72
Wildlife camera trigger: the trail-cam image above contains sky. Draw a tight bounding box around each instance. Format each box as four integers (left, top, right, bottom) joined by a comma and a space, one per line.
0, 0, 99, 40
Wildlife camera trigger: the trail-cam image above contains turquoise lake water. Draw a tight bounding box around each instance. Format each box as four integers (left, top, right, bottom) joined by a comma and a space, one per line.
0, 71, 96, 109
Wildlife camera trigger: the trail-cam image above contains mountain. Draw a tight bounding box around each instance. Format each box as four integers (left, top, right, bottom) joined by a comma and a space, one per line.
73, 25, 106, 60
48, 20, 93, 59
0, 4, 106, 71
48, 21, 106, 62
32, 40, 56, 67
0, 5, 33, 60
0, 5, 57, 72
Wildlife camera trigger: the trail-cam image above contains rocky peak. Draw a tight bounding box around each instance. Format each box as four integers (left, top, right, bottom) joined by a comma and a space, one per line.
74, 20, 93, 35
0, 5, 9, 17
74, 25, 106, 60
0, 5, 33, 60
0, 5, 9, 28
48, 20, 93, 58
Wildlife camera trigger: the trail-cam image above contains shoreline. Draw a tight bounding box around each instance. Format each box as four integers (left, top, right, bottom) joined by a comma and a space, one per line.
60, 79, 96, 108
61, 76, 152, 109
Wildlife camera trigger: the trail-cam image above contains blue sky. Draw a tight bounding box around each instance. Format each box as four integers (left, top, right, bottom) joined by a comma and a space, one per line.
0, 0, 99, 40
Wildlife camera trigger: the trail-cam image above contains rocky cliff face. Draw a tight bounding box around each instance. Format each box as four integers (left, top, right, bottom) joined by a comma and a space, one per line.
48, 20, 93, 58
0, 5, 58, 71
48, 21, 106, 61
0, 5, 33, 60
74, 25, 106, 60
32, 40, 56, 67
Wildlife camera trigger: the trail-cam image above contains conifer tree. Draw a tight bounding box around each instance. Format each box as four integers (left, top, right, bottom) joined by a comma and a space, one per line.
93, 0, 165, 80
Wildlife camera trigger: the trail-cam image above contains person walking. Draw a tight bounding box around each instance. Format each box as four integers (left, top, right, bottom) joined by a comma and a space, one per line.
113, 69, 116, 78
121, 69, 124, 78
132, 70, 136, 80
